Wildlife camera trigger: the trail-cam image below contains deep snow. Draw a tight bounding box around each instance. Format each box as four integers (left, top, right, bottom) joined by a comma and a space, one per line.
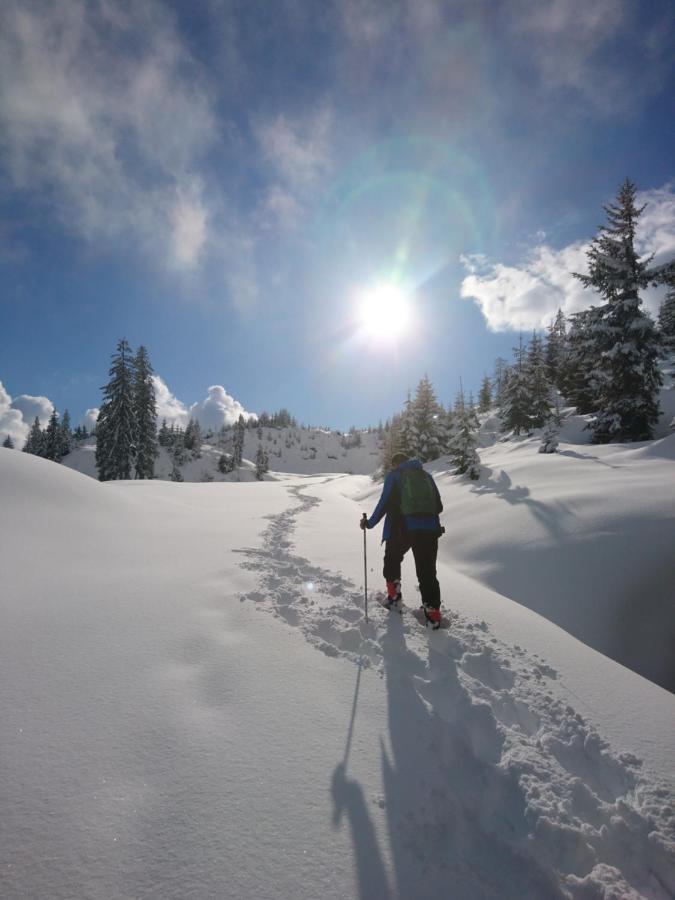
2, 448, 674, 899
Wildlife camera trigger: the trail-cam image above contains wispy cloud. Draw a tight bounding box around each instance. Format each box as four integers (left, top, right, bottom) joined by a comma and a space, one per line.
0, 0, 215, 269
254, 108, 334, 233
460, 183, 675, 331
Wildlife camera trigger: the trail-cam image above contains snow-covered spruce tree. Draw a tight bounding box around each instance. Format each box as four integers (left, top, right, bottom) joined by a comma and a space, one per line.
539, 391, 562, 454
525, 332, 552, 428
492, 356, 509, 408
43, 410, 62, 461
158, 419, 171, 447
232, 415, 246, 467
499, 336, 531, 435
23, 416, 45, 456
573, 179, 666, 442
545, 309, 568, 391
255, 443, 269, 480
658, 285, 675, 354
449, 385, 480, 479
378, 414, 403, 476
96, 338, 137, 481
478, 374, 492, 413
410, 375, 444, 462
3, 434, 14, 448
563, 306, 603, 413
58, 410, 72, 460
133, 346, 158, 479
398, 391, 416, 458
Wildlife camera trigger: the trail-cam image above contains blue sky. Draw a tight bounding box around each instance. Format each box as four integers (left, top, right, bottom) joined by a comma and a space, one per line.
1, 0, 674, 439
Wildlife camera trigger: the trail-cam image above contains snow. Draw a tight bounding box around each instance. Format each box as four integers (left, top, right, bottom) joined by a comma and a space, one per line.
2, 445, 674, 899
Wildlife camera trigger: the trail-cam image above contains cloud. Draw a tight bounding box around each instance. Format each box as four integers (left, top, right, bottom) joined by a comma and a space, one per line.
460, 183, 675, 331
10, 393, 55, 428
0, 382, 30, 447
81, 409, 99, 432
0, 0, 215, 269
153, 376, 189, 429
254, 108, 334, 232
189, 386, 255, 431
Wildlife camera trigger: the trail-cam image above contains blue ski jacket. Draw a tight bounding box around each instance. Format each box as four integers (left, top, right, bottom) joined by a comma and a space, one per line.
366, 458, 443, 542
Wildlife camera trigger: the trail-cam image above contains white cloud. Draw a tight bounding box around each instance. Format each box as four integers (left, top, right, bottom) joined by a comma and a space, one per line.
189, 386, 255, 431
153, 376, 189, 429
0, 382, 30, 448
460, 184, 675, 332
0, 0, 215, 269
10, 393, 55, 429
81, 409, 99, 432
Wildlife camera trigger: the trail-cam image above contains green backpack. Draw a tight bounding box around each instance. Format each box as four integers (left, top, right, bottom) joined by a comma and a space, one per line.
399, 468, 437, 516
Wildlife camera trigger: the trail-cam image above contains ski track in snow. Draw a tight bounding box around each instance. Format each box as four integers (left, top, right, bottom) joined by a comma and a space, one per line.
235, 480, 675, 900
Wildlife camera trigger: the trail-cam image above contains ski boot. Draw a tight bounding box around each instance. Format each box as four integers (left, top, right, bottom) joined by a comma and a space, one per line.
423, 604, 442, 630
383, 579, 402, 610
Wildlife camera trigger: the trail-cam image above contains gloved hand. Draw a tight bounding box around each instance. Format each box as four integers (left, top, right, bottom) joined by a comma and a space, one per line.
360, 514, 368, 530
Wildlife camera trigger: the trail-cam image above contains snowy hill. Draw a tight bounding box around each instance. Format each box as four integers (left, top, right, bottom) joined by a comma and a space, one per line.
62, 425, 383, 481
1, 447, 674, 899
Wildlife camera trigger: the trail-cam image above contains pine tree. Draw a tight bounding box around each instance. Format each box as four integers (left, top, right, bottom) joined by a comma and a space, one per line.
499, 336, 530, 435
232, 415, 246, 467
449, 383, 480, 479
398, 391, 415, 458
563, 307, 603, 413
44, 410, 61, 461
23, 417, 45, 456
573, 179, 665, 442
378, 413, 403, 476
492, 357, 509, 408
255, 443, 269, 480
96, 338, 137, 481
59, 410, 73, 460
133, 346, 158, 479
525, 332, 552, 428
478, 374, 492, 413
410, 375, 443, 462
658, 285, 675, 353
3, 434, 14, 449
545, 309, 568, 391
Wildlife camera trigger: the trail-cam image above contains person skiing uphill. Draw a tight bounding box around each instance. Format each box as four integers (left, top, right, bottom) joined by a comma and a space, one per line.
360, 452, 444, 627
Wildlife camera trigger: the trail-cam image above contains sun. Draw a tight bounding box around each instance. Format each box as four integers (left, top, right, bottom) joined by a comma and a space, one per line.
358, 283, 411, 340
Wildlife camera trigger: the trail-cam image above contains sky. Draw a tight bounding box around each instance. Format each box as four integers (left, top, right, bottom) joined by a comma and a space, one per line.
1, 0, 674, 442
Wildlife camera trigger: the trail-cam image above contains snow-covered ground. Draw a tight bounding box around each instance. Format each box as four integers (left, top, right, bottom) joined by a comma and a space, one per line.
2, 447, 674, 899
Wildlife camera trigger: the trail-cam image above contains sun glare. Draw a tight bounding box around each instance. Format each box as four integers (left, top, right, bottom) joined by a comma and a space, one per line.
358, 284, 411, 340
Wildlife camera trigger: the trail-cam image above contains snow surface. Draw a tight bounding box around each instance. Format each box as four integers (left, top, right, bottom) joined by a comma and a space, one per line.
2, 447, 674, 899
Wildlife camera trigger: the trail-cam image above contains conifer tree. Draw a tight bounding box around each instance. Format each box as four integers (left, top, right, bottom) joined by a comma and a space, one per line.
563, 307, 603, 413
478, 374, 492, 413
255, 443, 269, 480
492, 357, 509, 408
398, 391, 415, 458
378, 413, 403, 476
232, 415, 246, 467
545, 309, 568, 390
59, 410, 73, 460
96, 338, 137, 481
3, 434, 14, 449
23, 417, 45, 456
525, 332, 552, 428
133, 346, 158, 479
449, 383, 480, 479
573, 179, 665, 442
44, 410, 61, 461
499, 336, 530, 435
658, 285, 675, 353
410, 375, 443, 462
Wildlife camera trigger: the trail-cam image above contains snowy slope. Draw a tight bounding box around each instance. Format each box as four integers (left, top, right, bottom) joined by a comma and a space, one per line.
62, 426, 382, 481
2, 448, 674, 899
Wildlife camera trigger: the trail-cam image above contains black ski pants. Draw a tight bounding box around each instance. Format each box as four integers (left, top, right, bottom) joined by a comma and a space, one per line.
383, 528, 441, 610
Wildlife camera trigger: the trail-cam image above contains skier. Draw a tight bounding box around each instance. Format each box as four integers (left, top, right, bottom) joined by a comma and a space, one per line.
360, 452, 444, 627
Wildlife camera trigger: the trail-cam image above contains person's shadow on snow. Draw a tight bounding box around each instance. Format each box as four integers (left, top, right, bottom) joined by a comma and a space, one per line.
331, 613, 563, 899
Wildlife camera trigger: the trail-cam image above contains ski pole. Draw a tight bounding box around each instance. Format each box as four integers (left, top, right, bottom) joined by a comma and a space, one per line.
361, 513, 368, 623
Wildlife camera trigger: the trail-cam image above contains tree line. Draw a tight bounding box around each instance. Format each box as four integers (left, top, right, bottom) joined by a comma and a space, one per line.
381, 179, 675, 476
